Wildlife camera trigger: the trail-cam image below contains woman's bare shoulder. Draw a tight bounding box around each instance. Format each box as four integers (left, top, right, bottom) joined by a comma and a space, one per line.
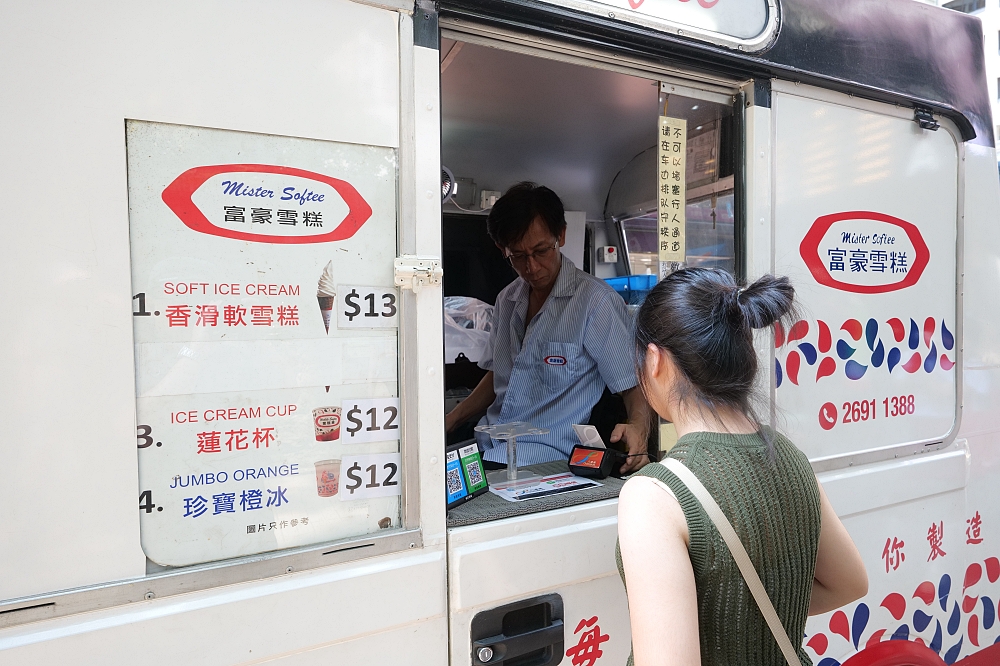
619, 473, 689, 546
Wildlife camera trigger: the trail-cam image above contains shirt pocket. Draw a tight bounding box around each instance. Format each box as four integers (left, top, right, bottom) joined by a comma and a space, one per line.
543, 342, 583, 391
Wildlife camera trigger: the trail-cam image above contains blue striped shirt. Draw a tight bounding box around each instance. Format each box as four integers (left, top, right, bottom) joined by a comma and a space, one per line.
476, 253, 638, 464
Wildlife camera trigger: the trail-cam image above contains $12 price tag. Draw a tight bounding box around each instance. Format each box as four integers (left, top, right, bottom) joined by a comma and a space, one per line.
337, 284, 398, 329
340, 452, 402, 501
339, 397, 400, 444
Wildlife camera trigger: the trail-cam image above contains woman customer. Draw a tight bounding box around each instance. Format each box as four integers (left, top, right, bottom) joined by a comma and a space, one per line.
617, 268, 868, 666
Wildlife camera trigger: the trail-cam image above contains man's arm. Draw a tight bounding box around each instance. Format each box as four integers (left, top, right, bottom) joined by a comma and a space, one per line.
444, 371, 495, 433
610, 386, 653, 474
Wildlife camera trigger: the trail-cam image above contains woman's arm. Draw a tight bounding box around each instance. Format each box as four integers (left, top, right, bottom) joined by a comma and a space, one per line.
809, 481, 869, 615
618, 476, 701, 666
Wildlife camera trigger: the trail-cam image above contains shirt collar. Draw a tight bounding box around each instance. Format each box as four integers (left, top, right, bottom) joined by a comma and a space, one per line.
505, 251, 579, 302
551, 252, 580, 298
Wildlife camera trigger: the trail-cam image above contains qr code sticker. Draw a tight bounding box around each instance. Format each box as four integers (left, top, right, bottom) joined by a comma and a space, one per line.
447, 467, 464, 495
465, 461, 484, 487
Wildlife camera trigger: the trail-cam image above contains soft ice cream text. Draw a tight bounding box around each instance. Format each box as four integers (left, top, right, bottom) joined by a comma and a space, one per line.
162, 282, 301, 296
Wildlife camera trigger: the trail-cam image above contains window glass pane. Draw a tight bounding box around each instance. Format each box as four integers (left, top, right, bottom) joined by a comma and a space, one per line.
609, 93, 736, 278
621, 214, 659, 275
686, 193, 735, 272
621, 194, 735, 275
127, 120, 402, 568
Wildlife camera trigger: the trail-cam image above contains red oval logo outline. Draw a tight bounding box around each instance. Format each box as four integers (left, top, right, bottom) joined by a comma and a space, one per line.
161, 164, 373, 244
544, 355, 567, 366
799, 211, 930, 294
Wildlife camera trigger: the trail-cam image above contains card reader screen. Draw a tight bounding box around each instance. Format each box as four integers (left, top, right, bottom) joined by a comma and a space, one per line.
569, 447, 604, 469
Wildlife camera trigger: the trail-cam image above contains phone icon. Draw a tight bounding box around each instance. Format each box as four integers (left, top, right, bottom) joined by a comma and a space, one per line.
818, 402, 838, 431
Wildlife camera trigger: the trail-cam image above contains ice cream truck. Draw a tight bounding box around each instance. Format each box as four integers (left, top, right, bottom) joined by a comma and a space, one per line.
1, 0, 999, 663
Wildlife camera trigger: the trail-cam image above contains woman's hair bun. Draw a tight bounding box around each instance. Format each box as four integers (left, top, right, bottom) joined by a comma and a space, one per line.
633, 268, 797, 455
737, 274, 795, 329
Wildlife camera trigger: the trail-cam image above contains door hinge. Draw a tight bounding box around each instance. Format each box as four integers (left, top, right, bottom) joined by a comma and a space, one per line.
914, 106, 940, 131
394, 256, 442, 291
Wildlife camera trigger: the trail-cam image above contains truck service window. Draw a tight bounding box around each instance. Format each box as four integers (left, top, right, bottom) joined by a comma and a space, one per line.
438, 39, 741, 524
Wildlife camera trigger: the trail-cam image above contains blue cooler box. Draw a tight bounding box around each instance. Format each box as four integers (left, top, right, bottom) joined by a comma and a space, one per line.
604, 274, 657, 305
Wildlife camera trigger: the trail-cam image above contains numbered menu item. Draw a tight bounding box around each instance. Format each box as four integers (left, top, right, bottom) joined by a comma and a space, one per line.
338, 284, 398, 329
340, 397, 399, 443
340, 453, 402, 500
127, 121, 402, 567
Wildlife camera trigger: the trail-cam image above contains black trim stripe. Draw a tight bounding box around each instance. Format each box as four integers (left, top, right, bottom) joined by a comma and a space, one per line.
439, 0, 990, 145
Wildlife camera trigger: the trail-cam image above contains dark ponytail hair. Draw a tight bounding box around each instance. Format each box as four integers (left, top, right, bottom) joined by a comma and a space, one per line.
634, 268, 795, 447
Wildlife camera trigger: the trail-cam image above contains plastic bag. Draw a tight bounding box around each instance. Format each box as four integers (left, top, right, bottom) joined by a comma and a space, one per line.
444, 296, 493, 363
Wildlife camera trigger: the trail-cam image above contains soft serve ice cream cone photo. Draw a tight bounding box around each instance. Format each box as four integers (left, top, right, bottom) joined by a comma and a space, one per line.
317, 260, 336, 333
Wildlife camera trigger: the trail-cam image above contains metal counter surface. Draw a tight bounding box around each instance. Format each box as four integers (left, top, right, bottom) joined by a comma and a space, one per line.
446, 460, 626, 527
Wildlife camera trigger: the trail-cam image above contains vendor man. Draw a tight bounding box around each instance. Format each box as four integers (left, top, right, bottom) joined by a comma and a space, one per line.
445, 182, 651, 475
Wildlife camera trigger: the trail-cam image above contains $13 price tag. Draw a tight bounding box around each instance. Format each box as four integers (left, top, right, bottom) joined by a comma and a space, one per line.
337, 284, 398, 329
340, 452, 402, 501
339, 397, 400, 444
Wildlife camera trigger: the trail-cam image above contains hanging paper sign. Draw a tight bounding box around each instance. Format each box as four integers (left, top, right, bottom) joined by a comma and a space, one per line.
658, 116, 687, 264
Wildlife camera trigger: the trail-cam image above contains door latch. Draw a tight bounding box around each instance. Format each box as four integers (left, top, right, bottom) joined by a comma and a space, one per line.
394, 256, 442, 292
913, 106, 940, 131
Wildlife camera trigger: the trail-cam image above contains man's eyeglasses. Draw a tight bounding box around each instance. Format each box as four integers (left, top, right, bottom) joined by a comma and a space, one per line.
505, 242, 559, 270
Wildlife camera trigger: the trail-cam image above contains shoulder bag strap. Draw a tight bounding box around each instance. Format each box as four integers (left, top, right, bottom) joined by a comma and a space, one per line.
659, 458, 800, 666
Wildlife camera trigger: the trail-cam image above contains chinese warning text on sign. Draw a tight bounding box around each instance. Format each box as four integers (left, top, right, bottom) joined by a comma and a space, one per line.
658, 116, 687, 264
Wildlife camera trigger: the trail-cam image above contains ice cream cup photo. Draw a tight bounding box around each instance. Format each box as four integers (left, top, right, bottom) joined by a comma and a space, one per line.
313, 406, 342, 441
317, 260, 336, 333
315, 459, 341, 497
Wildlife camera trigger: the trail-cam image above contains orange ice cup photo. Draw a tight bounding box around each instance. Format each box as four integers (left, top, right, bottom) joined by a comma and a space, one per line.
314, 459, 341, 497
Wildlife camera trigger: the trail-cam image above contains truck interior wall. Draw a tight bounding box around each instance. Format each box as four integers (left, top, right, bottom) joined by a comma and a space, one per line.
440, 38, 661, 226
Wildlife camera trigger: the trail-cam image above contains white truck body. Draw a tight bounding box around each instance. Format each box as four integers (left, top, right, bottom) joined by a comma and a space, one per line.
1, 0, 998, 665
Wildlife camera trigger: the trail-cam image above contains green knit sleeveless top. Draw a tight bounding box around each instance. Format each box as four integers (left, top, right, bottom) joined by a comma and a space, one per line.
616, 429, 821, 666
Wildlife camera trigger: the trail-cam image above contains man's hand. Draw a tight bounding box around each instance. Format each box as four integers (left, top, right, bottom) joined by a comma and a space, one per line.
614, 386, 653, 474
610, 423, 650, 475
444, 371, 496, 435
445, 410, 460, 434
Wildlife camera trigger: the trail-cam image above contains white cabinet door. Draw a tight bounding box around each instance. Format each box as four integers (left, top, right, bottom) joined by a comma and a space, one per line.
771, 88, 959, 464
0, 1, 447, 664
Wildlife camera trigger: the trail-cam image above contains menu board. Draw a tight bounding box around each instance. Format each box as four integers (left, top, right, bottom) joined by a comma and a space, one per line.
658, 116, 687, 264
126, 121, 401, 567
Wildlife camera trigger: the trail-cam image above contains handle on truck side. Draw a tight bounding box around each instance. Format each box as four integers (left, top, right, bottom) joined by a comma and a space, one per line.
472, 621, 564, 664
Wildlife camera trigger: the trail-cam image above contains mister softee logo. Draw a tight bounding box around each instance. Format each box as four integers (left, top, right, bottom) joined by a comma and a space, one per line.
162, 164, 373, 245
799, 211, 930, 294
